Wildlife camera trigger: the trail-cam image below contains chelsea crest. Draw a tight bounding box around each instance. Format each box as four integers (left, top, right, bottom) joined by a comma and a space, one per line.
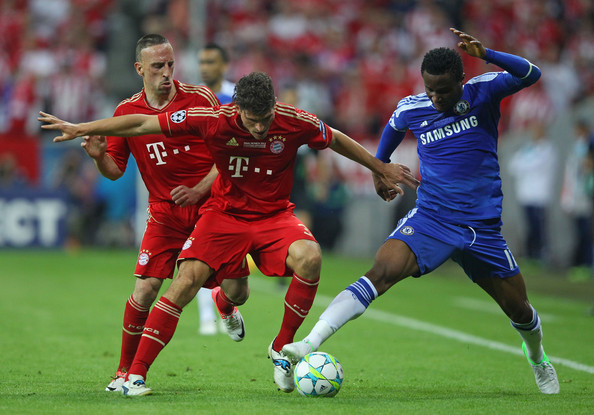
453, 100, 470, 115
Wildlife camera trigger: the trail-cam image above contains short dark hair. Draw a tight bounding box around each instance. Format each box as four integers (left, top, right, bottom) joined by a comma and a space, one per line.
136, 34, 170, 62
421, 47, 464, 81
202, 42, 229, 63
233, 72, 276, 115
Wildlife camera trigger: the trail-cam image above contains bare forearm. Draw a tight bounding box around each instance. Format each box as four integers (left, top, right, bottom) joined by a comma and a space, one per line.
94, 154, 123, 180
196, 165, 218, 191
77, 114, 160, 137
329, 128, 384, 173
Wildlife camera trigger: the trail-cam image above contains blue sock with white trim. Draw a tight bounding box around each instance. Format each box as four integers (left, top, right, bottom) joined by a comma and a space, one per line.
304, 277, 378, 350
511, 305, 544, 363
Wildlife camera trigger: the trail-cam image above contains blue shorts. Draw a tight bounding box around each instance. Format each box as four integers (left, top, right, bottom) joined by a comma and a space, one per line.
387, 208, 520, 281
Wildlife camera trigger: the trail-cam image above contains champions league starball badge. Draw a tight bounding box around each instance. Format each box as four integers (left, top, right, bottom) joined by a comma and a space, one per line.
453, 100, 470, 115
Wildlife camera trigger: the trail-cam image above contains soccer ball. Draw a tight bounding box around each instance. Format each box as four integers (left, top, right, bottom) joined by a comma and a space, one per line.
293, 352, 344, 397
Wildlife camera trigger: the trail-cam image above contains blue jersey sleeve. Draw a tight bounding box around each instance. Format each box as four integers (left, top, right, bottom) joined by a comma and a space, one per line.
484, 48, 541, 86
376, 109, 407, 162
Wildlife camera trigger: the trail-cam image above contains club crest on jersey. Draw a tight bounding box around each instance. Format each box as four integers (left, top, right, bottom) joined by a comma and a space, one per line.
453, 100, 470, 115
182, 237, 194, 250
269, 135, 286, 154
400, 226, 414, 236
138, 250, 151, 266
170, 110, 187, 123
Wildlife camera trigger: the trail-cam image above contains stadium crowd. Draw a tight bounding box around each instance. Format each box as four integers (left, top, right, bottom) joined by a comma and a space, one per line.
1, 0, 594, 256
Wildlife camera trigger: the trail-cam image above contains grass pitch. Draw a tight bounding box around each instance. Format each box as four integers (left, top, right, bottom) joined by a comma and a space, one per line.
1, 249, 592, 414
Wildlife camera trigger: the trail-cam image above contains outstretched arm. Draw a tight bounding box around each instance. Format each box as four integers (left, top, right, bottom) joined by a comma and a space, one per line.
329, 127, 419, 201
38, 111, 162, 142
450, 27, 540, 84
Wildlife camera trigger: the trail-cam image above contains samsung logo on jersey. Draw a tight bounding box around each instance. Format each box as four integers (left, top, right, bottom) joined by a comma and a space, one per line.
420, 116, 478, 145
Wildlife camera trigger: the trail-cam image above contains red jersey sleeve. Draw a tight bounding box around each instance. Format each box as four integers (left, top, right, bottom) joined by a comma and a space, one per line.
105, 105, 132, 172
157, 107, 214, 138
307, 119, 333, 150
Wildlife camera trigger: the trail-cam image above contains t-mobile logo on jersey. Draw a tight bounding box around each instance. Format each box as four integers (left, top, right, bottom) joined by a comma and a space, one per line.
229, 156, 249, 177
146, 142, 167, 165
146, 142, 191, 165
229, 156, 273, 178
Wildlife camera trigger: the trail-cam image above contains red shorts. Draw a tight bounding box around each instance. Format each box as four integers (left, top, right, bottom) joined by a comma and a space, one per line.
178, 209, 317, 288
134, 202, 201, 279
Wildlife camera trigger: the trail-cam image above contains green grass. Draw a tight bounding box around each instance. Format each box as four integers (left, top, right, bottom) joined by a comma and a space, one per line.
1, 249, 592, 414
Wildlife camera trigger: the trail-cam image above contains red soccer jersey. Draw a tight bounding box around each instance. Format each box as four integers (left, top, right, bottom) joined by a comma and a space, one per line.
106, 80, 220, 203
158, 103, 334, 219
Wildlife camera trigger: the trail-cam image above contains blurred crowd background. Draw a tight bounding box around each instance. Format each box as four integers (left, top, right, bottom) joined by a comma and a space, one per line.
1, 0, 594, 277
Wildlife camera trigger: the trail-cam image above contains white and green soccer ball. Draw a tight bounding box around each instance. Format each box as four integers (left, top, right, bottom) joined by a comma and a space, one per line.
293, 352, 344, 397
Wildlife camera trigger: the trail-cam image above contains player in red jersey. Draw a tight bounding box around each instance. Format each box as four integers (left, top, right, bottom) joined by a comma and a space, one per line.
68, 34, 243, 393
40, 72, 419, 395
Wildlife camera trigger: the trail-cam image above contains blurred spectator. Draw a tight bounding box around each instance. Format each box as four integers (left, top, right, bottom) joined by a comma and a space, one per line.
506, 81, 555, 133
0, 153, 28, 190
561, 119, 594, 279
52, 149, 101, 247
309, 151, 349, 251
4, 0, 594, 252
508, 122, 558, 264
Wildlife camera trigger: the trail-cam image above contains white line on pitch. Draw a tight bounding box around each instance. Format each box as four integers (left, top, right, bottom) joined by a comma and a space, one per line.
452, 296, 557, 322
251, 279, 593, 374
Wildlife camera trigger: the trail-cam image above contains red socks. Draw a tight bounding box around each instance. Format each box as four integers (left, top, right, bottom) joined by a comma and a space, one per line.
118, 296, 150, 372
214, 287, 236, 315
128, 297, 182, 379
273, 274, 319, 350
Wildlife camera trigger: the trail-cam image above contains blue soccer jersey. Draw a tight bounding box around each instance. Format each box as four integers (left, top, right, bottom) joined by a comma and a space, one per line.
377, 49, 540, 224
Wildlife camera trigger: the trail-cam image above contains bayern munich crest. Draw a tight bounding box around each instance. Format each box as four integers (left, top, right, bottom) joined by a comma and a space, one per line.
269, 135, 286, 154
170, 110, 187, 123
453, 100, 470, 115
138, 252, 150, 266
182, 239, 193, 250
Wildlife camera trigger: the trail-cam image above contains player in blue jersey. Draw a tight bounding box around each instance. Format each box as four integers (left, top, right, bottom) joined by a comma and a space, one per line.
282, 28, 560, 395
199, 43, 235, 104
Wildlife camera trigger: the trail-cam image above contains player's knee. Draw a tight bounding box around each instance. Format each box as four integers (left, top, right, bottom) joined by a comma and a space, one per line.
506, 300, 533, 324
299, 249, 322, 278
222, 280, 250, 305
133, 277, 162, 306
365, 260, 406, 295
288, 241, 322, 278
178, 259, 212, 289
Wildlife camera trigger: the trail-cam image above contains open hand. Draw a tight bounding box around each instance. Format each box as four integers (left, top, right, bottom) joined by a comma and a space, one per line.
81, 135, 107, 159
38, 111, 81, 142
373, 163, 419, 202
171, 185, 206, 207
450, 28, 486, 59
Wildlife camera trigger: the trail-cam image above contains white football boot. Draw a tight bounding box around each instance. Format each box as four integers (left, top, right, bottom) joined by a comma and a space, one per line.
281, 340, 315, 364
523, 343, 560, 394
211, 287, 245, 342
268, 339, 295, 392
122, 374, 153, 397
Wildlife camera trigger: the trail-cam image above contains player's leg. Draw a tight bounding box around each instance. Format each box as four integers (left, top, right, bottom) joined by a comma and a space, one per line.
476, 272, 559, 394
212, 277, 250, 341
282, 239, 418, 362
107, 215, 183, 393
277, 238, 322, 347
265, 238, 322, 392
282, 211, 458, 363
122, 259, 213, 396
465, 224, 559, 394
106, 276, 163, 392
